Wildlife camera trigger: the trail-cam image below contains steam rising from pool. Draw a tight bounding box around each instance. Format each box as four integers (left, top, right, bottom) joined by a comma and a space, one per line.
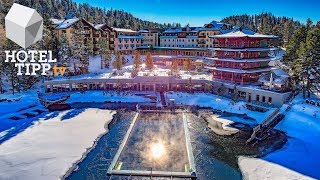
118, 113, 189, 172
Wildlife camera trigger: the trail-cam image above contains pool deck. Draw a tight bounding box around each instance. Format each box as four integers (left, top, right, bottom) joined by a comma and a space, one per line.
107, 111, 197, 178
183, 113, 196, 173
107, 112, 139, 175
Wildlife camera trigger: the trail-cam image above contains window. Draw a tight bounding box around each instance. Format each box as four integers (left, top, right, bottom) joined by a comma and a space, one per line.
268, 97, 272, 103
62, 30, 66, 33
262, 96, 266, 102
256, 95, 260, 101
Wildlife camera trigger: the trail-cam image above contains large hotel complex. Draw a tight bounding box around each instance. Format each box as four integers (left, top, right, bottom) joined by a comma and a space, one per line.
46, 17, 292, 107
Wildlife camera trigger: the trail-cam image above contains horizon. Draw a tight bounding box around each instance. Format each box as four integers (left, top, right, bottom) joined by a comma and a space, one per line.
73, 0, 320, 26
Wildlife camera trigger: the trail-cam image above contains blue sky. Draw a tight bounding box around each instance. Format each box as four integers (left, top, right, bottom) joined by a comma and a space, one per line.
74, 0, 320, 26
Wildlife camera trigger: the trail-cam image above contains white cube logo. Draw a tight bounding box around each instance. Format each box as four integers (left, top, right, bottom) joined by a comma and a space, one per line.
5, 3, 43, 48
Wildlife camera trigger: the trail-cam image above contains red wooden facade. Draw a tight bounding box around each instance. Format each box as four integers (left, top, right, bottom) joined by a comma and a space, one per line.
213, 60, 269, 69
212, 36, 275, 84
213, 71, 261, 83
215, 50, 269, 59
216, 37, 270, 48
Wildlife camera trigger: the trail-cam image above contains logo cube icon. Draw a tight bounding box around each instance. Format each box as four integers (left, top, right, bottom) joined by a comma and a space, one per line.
5, 3, 43, 48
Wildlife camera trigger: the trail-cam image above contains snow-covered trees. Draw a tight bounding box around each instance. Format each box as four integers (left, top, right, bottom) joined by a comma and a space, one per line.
70, 25, 85, 73
300, 27, 320, 98
286, 19, 320, 98
97, 38, 111, 68
145, 52, 154, 70
70, 22, 93, 74
58, 34, 71, 66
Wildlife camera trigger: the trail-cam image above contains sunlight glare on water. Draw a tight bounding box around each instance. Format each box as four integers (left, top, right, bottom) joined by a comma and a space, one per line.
150, 142, 165, 158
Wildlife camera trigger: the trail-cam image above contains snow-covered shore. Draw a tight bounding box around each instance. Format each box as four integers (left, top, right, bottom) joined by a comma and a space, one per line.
238, 94, 320, 180
0, 108, 115, 180
238, 156, 312, 180
165, 92, 320, 179
165, 92, 274, 122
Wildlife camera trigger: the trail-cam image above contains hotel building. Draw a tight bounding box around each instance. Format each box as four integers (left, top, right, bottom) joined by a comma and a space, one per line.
113, 28, 144, 54
139, 29, 162, 47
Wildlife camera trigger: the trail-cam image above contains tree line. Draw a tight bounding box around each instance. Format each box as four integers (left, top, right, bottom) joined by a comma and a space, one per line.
284, 20, 320, 98
0, 0, 180, 30
221, 13, 302, 43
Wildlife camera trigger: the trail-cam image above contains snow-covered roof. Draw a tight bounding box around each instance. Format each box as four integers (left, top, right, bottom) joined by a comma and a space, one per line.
118, 35, 144, 39
272, 69, 290, 77
94, 24, 105, 30
208, 20, 226, 29
219, 29, 234, 34
51, 18, 64, 25
138, 29, 149, 33
164, 27, 201, 33
212, 29, 278, 39
205, 66, 277, 73
55, 18, 80, 29
259, 69, 289, 84
113, 27, 136, 33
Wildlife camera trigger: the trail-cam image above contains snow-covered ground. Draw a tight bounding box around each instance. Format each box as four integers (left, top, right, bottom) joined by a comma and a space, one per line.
66, 90, 153, 103
1, 87, 319, 179
53, 55, 213, 82
165, 92, 274, 122
0, 90, 153, 143
0, 91, 40, 117
0, 109, 115, 180
165, 92, 320, 179
239, 94, 320, 180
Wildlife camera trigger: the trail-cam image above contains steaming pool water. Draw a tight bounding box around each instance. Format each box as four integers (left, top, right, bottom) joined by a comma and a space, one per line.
66, 110, 243, 179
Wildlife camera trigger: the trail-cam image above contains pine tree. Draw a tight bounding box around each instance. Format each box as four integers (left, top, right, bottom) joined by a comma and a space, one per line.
300, 27, 320, 98
113, 51, 123, 71
171, 61, 178, 74
133, 50, 142, 71
105, 48, 112, 68
286, 26, 308, 81
183, 58, 192, 71
3, 39, 20, 94
83, 36, 94, 73
204, 82, 213, 93
97, 37, 109, 68
145, 52, 154, 70
217, 84, 226, 97
70, 23, 85, 74
58, 34, 71, 66
0, 24, 5, 93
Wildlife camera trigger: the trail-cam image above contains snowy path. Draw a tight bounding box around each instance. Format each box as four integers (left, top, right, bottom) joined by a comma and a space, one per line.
0, 109, 115, 180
